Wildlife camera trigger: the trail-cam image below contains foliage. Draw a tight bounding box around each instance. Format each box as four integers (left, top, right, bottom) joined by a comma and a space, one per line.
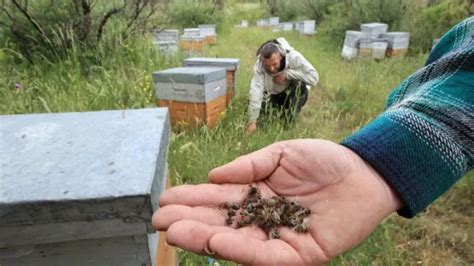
166, 0, 224, 30
0, 0, 163, 63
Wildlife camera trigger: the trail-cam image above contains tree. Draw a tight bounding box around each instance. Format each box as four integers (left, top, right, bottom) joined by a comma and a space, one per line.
0, 0, 164, 61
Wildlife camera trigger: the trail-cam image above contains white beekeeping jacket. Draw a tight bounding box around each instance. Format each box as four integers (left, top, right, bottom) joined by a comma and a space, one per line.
248, 37, 319, 123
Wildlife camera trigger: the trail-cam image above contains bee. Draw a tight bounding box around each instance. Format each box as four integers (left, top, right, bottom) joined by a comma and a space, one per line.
269, 228, 280, 239
295, 223, 310, 233
223, 202, 240, 210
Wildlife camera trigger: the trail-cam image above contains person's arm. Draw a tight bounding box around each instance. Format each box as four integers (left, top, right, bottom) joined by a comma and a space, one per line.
284, 51, 319, 86
342, 17, 474, 217
248, 62, 265, 124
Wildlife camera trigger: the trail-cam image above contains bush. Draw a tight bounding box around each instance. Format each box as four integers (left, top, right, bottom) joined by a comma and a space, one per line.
317, 0, 410, 45
0, 1, 162, 63
402, 0, 473, 53
167, 0, 224, 31
314, 0, 471, 53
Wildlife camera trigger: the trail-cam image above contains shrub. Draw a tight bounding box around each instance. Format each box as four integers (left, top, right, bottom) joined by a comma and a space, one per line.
167, 0, 224, 31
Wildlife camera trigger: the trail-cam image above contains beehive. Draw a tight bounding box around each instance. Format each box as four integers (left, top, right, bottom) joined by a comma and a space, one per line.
381, 32, 410, 58
199, 24, 217, 45
361, 23, 388, 39
241, 20, 249, 28
341, 31, 363, 60
183, 57, 240, 106
152, 29, 179, 55
0, 108, 175, 266
153, 67, 227, 129
372, 39, 388, 59
299, 20, 316, 37
180, 35, 205, 56
154, 41, 178, 55
358, 38, 373, 58
269, 17, 280, 26
154, 29, 179, 42
183, 28, 200, 37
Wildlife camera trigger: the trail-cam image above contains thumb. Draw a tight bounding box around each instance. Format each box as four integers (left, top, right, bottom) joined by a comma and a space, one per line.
208, 142, 285, 184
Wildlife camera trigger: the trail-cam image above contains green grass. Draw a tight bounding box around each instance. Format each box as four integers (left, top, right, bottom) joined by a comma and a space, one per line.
1, 22, 472, 266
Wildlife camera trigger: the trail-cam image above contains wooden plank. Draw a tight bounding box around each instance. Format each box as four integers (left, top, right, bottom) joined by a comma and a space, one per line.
157, 94, 226, 130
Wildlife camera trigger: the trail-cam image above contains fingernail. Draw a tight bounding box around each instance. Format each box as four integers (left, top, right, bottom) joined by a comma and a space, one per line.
204, 244, 215, 255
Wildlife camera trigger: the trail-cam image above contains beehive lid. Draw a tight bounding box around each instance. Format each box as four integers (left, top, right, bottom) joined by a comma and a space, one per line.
360, 22, 388, 30
0, 108, 170, 227
381, 32, 410, 38
183, 57, 240, 70
153, 67, 226, 84
199, 24, 216, 29
345, 30, 364, 37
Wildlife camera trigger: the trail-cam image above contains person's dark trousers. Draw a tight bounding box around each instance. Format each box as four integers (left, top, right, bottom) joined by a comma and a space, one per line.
262, 80, 308, 125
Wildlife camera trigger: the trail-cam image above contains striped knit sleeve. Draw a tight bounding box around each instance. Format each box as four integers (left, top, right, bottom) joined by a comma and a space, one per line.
341, 17, 474, 218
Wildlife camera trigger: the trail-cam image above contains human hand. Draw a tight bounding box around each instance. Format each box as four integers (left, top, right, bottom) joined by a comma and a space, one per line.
273, 74, 286, 84
245, 122, 257, 135
152, 139, 401, 265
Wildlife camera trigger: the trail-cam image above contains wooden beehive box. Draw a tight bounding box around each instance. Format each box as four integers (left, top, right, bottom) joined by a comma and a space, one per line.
183, 57, 240, 107
199, 25, 217, 45
381, 32, 410, 58
0, 108, 175, 266
180, 35, 205, 56
153, 67, 227, 129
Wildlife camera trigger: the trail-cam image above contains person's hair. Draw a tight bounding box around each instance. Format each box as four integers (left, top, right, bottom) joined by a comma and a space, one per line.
259, 43, 280, 59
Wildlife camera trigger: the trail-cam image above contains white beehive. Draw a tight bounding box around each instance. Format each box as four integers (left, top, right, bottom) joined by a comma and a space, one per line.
269, 17, 280, 26
372, 39, 388, 59
361, 23, 388, 39
183, 28, 201, 37
381, 32, 410, 57
300, 20, 316, 36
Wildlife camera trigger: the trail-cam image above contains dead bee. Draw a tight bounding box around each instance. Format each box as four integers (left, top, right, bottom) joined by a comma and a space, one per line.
223, 202, 240, 210
269, 228, 280, 239
249, 185, 258, 195
295, 223, 310, 233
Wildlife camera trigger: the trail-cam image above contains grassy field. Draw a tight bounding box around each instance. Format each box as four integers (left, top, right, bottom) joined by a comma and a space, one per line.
1, 19, 472, 266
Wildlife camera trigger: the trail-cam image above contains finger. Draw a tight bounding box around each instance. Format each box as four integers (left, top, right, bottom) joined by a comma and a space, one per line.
159, 184, 248, 207
165, 220, 267, 255
209, 141, 286, 184
208, 232, 305, 265
278, 227, 330, 264
152, 205, 226, 230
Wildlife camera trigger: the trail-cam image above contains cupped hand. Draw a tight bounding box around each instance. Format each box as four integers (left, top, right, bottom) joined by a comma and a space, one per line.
152, 139, 401, 265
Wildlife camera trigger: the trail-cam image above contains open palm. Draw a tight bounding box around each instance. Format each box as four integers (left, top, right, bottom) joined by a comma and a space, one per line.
153, 139, 400, 265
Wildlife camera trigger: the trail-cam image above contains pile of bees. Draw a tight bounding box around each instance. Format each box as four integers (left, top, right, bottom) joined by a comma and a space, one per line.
223, 186, 311, 239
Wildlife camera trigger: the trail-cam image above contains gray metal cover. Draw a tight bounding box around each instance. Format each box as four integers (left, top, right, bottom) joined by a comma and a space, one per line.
152, 67, 226, 84
361, 23, 388, 30
183, 57, 240, 71
155, 78, 227, 103
0, 108, 170, 230
381, 32, 410, 39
